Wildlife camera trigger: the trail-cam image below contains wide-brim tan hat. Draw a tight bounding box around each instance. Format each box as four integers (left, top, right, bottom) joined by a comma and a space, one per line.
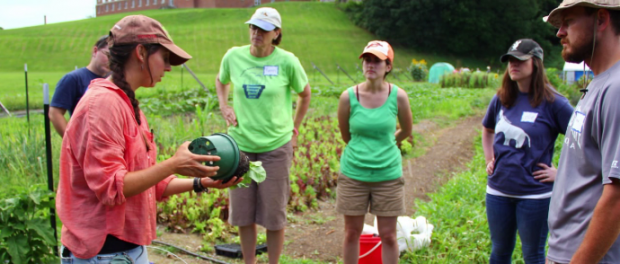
109, 15, 191, 66
545, 0, 620, 28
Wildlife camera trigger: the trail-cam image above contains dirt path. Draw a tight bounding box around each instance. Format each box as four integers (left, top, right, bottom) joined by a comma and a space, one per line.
148, 115, 483, 263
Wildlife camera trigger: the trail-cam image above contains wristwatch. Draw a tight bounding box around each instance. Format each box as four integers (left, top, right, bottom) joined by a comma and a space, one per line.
193, 177, 208, 193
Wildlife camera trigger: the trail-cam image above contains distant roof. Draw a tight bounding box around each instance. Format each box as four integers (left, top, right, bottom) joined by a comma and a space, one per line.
563, 61, 592, 72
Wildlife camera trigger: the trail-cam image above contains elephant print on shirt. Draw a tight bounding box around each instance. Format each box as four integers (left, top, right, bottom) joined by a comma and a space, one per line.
496, 109, 531, 149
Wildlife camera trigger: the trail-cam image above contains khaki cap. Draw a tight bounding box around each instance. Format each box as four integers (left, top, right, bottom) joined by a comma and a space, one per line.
545, 0, 620, 28
109, 15, 191, 66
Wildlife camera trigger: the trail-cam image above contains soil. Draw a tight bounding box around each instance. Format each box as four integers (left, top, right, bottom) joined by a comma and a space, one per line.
147, 115, 483, 264
233, 151, 250, 181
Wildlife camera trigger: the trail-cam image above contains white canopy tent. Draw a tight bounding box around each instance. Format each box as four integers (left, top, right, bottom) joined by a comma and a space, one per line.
563, 61, 592, 84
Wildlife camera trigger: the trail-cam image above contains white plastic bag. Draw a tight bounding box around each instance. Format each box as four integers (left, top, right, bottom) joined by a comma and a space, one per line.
393, 216, 434, 252
370, 215, 433, 252
362, 223, 378, 235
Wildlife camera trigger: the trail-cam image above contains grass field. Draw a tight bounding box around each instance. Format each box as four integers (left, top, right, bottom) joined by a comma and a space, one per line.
0, 2, 487, 74
0, 2, 504, 262
0, 2, 493, 112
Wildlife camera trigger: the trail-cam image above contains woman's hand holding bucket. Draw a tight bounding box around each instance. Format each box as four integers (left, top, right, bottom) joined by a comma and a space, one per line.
170, 141, 221, 177
201, 176, 244, 189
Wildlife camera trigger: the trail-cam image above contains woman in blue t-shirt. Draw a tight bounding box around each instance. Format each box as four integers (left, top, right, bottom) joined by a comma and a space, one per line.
481, 39, 574, 264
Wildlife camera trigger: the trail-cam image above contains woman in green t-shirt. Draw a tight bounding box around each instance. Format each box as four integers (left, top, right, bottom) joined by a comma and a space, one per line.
215, 7, 311, 264
336, 41, 413, 264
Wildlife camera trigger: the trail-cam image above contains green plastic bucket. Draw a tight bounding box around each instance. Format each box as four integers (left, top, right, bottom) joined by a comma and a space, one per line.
188, 133, 240, 182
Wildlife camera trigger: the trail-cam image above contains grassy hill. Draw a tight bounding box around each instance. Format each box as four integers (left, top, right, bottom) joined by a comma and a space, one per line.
0, 2, 484, 73
0, 2, 490, 111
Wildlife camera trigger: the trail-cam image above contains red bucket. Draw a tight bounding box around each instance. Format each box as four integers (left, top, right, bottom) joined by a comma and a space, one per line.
359, 234, 382, 264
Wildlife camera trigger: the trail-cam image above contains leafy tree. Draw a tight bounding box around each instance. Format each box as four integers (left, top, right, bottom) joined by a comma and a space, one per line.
346, 0, 562, 66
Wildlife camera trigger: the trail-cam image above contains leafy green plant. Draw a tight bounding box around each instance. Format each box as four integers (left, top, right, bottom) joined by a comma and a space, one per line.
410, 59, 429, 82
0, 185, 58, 263
231, 161, 267, 189
400, 139, 413, 155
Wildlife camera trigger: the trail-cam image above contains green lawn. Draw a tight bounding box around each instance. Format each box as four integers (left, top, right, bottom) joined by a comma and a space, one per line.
0, 2, 486, 74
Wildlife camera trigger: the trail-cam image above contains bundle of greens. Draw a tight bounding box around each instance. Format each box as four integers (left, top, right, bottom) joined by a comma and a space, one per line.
231, 161, 266, 189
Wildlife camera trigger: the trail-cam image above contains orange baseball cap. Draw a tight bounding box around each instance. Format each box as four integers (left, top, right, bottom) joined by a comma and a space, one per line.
109, 15, 191, 66
359, 40, 394, 63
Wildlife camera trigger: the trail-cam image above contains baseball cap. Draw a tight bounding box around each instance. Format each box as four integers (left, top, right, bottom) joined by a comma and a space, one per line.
245, 7, 282, 31
500, 39, 544, 63
359, 40, 395, 63
109, 15, 191, 66
544, 0, 620, 28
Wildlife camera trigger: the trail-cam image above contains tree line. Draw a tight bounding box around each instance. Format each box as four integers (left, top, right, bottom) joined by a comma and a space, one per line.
341, 0, 563, 67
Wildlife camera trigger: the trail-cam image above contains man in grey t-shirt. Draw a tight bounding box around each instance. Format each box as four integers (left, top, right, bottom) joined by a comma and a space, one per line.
545, 1, 620, 263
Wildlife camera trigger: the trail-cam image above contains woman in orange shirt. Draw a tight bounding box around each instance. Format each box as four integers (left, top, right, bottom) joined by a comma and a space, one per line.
56, 15, 240, 262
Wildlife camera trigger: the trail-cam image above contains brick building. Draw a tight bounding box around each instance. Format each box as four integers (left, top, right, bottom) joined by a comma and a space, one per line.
96, 0, 311, 17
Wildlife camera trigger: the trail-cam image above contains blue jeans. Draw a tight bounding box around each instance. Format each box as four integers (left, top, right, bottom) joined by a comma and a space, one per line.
60, 245, 149, 264
486, 194, 550, 264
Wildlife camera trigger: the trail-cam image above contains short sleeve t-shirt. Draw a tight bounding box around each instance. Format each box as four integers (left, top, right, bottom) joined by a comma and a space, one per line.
482, 92, 573, 196
548, 61, 620, 263
218, 45, 308, 153
51, 68, 101, 116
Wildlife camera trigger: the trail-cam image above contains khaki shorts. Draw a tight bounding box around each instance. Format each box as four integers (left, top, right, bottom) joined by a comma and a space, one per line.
336, 173, 406, 217
228, 141, 293, 230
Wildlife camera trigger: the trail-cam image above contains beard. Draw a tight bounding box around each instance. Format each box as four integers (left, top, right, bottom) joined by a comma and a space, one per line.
561, 31, 595, 63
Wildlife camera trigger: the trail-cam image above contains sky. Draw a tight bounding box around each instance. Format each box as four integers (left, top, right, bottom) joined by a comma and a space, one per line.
0, 0, 95, 30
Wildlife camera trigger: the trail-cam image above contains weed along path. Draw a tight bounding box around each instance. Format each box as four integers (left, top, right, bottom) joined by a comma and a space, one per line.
147, 115, 483, 263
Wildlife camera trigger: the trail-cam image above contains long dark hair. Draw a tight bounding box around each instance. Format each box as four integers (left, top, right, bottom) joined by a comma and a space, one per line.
497, 57, 555, 108
107, 43, 161, 125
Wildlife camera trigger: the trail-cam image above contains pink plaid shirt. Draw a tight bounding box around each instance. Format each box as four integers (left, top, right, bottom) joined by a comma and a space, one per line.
56, 78, 174, 258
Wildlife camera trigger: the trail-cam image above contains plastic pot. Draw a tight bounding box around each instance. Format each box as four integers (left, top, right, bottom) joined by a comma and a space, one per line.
188, 133, 247, 182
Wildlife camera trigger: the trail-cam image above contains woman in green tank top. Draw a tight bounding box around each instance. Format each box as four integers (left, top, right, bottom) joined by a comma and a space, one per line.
336, 41, 413, 264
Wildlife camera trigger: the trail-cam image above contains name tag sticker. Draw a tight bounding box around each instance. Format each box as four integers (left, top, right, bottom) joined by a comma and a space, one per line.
263, 66, 279, 76
521, 111, 538, 123
571, 111, 586, 133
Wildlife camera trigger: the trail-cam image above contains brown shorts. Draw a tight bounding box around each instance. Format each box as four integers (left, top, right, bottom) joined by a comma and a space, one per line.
336, 173, 406, 217
228, 141, 293, 230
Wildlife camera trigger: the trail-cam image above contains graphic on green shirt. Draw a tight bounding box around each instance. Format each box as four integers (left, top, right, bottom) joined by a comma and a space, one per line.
218, 45, 308, 153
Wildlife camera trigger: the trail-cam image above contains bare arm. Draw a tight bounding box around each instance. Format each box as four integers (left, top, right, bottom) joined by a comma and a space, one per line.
571, 180, 620, 263
291, 84, 311, 147
337, 90, 351, 144
482, 127, 495, 174
394, 88, 413, 144
123, 141, 220, 198
215, 76, 236, 126
293, 84, 311, 130
49, 106, 68, 137
482, 127, 495, 163
162, 176, 243, 197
